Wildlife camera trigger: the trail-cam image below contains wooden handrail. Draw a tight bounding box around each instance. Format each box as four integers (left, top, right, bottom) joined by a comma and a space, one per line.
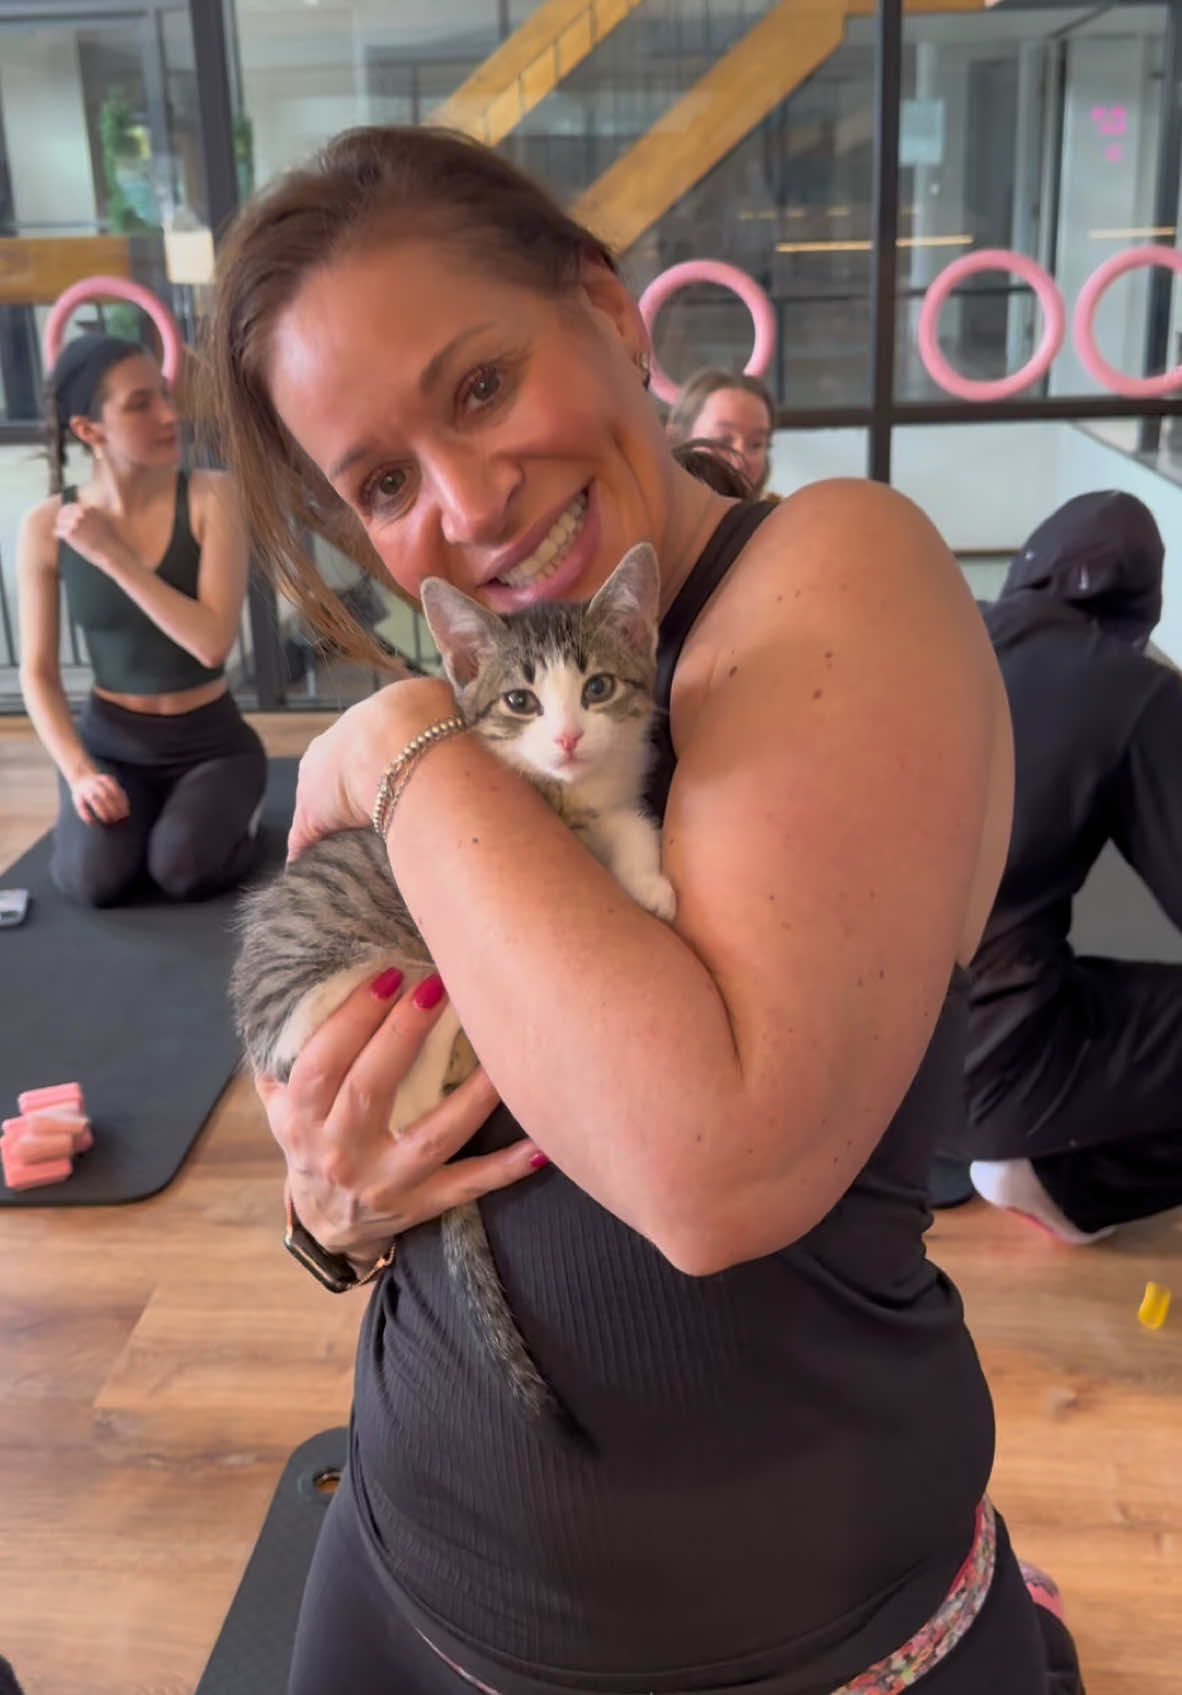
0, 235, 131, 307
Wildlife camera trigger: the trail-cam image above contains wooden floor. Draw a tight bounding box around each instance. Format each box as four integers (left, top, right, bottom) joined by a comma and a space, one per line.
0, 716, 1178, 1695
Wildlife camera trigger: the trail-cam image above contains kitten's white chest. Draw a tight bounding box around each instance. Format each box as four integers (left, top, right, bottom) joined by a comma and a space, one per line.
580, 805, 677, 923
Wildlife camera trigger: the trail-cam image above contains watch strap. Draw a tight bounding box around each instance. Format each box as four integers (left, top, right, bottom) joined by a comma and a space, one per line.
283, 1185, 396, 1292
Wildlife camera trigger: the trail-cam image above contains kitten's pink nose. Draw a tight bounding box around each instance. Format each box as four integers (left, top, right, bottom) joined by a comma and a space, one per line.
556, 730, 583, 757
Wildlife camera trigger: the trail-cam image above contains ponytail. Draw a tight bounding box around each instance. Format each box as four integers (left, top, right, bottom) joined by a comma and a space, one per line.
44, 383, 69, 497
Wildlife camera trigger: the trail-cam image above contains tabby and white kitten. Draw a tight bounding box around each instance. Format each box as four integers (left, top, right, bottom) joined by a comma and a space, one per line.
230, 544, 674, 1418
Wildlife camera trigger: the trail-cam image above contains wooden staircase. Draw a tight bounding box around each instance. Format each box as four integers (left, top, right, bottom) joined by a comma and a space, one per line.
433, 0, 648, 146
573, 0, 986, 255
436, 0, 987, 257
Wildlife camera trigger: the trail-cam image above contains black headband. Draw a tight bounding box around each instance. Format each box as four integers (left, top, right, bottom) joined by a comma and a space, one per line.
50, 333, 144, 423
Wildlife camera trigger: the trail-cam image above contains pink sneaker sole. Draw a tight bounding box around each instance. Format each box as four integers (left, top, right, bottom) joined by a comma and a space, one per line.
1004, 1204, 1115, 1247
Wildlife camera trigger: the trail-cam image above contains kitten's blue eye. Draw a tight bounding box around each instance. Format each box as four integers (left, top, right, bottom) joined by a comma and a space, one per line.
503, 688, 540, 715
582, 673, 616, 706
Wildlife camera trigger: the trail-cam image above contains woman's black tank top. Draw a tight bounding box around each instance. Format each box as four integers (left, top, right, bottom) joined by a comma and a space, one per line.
58, 471, 224, 695
350, 502, 994, 1694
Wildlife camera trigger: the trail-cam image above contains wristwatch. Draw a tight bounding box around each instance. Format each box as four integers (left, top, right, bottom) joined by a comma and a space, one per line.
283, 1185, 396, 1293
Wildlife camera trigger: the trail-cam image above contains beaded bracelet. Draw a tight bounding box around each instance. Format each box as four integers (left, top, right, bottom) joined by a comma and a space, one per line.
371, 715, 466, 840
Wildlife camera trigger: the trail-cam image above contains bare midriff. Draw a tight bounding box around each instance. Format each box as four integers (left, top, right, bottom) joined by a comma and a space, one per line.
92, 675, 228, 716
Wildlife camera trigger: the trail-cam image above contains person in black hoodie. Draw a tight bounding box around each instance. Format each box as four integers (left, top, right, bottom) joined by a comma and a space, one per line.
944, 489, 1182, 1241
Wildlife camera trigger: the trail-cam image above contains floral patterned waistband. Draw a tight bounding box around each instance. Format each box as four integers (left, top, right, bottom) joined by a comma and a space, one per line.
835, 1496, 997, 1694
419, 1496, 997, 1695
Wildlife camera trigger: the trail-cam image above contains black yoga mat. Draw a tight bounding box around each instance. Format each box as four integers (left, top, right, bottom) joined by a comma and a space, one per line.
0, 758, 297, 1207
194, 1427, 346, 1695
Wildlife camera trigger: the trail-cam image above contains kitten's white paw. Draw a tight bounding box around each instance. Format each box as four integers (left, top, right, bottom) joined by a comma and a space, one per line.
637, 873, 677, 922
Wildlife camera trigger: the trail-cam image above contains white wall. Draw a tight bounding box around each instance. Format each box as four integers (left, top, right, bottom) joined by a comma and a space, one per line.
768, 420, 1182, 664
0, 30, 97, 233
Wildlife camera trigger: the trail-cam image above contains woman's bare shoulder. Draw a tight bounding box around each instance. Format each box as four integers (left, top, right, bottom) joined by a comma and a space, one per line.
21, 492, 64, 532
187, 468, 247, 547
747, 476, 954, 578
17, 495, 64, 571
188, 466, 238, 511
676, 477, 1012, 963
699, 479, 978, 658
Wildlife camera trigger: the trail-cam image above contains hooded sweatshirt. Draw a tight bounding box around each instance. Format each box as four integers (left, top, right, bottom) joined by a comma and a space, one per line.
967, 490, 1182, 1073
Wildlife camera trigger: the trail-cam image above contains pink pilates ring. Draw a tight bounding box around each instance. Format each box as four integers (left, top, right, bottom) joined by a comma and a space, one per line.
42, 275, 182, 384
917, 248, 1065, 402
638, 260, 776, 405
1073, 244, 1182, 398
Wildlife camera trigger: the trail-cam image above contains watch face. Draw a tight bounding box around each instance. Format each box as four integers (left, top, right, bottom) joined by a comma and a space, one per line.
284, 1213, 357, 1293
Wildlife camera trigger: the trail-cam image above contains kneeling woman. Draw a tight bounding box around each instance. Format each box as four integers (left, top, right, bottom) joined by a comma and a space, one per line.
211, 127, 1082, 1694
16, 332, 266, 906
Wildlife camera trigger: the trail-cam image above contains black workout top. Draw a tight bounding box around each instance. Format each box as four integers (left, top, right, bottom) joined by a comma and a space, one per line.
57, 471, 224, 695
964, 492, 1182, 1078
351, 501, 994, 1694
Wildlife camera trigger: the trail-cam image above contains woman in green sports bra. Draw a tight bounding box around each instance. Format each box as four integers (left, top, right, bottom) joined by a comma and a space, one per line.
16, 332, 266, 906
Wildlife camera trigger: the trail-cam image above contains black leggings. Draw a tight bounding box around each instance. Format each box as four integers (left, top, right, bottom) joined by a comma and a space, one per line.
963, 958, 1182, 1233
51, 692, 267, 907
288, 1471, 1084, 1695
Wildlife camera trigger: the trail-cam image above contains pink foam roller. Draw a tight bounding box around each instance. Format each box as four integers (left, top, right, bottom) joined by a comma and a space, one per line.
7, 1128, 74, 1164
22, 1108, 91, 1148
18, 1082, 84, 1114
638, 259, 777, 405
916, 248, 1064, 401
1, 1143, 73, 1191
7, 1110, 93, 1154
1072, 244, 1182, 398
43, 276, 182, 385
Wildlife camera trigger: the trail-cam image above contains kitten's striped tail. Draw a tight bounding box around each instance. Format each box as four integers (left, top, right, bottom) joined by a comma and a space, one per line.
441, 1202, 556, 1420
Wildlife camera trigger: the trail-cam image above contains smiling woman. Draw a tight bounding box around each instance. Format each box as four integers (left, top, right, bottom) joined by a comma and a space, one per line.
207, 128, 632, 647
204, 125, 1083, 1695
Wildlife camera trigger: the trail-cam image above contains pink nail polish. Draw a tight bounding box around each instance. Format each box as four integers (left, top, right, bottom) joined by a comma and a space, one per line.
370, 967, 404, 1000
412, 974, 445, 1011
528, 1151, 549, 1170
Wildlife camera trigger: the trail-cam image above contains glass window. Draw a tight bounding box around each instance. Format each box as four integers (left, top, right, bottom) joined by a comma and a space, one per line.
231, 0, 879, 410
0, 10, 206, 426
897, 2, 1173, 401
4, 0, 1180, 710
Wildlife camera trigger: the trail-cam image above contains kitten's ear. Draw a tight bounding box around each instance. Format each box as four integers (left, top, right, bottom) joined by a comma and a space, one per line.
588, 543, 660, 654
420, 579, 503, 687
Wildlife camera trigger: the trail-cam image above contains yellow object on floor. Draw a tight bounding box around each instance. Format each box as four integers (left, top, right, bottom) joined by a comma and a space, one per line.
1137, 1281, 1172, 1330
